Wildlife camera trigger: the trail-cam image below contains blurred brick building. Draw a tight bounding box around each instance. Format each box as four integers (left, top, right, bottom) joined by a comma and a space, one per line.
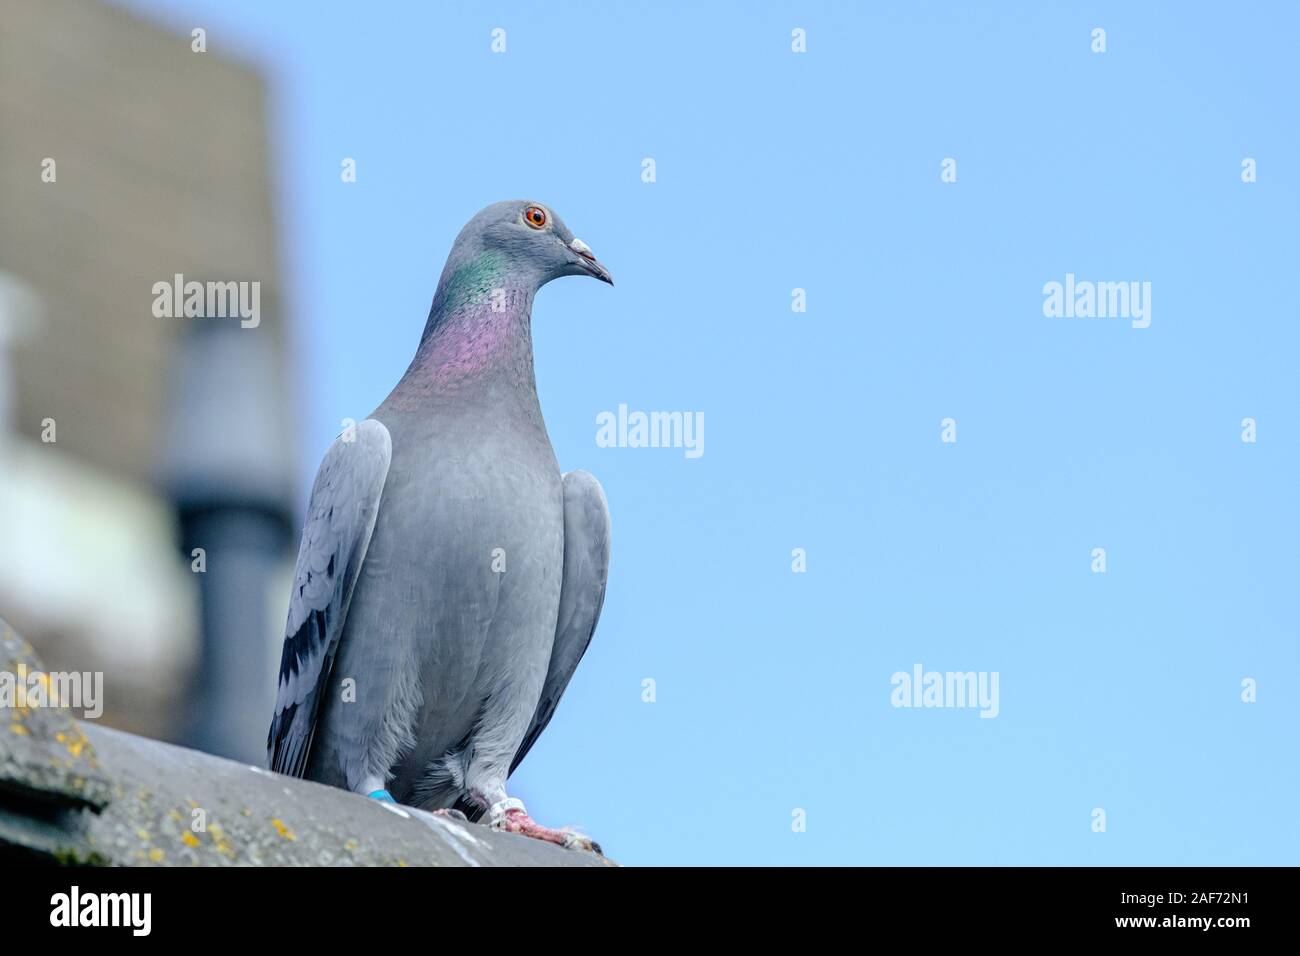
0, 0, 295, 756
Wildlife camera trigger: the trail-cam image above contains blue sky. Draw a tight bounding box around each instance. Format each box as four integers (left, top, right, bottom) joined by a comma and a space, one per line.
118, 0, 1298, 865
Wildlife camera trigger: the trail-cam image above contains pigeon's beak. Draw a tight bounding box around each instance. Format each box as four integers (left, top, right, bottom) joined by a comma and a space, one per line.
568, 237, 613, 286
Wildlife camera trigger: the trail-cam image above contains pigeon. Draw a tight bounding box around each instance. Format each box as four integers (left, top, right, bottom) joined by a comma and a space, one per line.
267, 200, 613, 851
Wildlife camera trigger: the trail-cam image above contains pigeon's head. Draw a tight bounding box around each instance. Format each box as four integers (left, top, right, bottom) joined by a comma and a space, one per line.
457, 200, 613, 288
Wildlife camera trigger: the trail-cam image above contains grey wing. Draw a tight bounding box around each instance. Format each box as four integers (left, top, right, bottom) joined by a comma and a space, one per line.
267, 419, 392, 777
510, 469, 611, 775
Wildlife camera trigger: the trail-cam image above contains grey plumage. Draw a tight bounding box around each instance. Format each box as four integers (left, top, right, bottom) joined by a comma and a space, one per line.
268, 201, 612, 826
268, 420, 391, 779
512, 470, 611, 776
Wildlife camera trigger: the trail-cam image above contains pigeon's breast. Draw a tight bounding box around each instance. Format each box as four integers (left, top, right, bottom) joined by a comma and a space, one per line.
345, 409, 565, 767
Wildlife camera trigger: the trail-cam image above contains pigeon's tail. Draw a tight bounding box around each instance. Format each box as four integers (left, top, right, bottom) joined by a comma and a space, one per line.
267, 691, 319, 778
405, 750, 473, 813
453, 796, 486, 823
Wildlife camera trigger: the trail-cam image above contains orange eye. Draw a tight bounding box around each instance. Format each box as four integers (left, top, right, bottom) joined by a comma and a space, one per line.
523, 205, 547, 229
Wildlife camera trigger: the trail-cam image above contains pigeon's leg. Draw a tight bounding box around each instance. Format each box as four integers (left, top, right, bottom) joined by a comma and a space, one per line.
472, 791, 601, 854
356, 772, 466, 820
358, 773, 396, 803
463, 715, 601, 852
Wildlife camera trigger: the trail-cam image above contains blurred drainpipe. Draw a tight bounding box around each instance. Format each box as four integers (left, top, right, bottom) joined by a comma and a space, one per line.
0, 271, 43, 457
158, 318, 294, 764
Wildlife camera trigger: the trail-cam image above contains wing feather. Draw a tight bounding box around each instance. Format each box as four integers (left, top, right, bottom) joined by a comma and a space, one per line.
510, 469, 611, 775
267, 420, 392, 776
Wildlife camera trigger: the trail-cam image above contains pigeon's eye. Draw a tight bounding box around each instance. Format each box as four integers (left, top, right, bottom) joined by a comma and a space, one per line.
523, 206, 548, 229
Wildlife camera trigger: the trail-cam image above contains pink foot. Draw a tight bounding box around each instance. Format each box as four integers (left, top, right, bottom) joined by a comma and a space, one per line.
495, 807, 602, 855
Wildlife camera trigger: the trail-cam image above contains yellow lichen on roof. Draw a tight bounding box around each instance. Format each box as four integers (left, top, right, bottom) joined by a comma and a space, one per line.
271, 817, 296, 841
